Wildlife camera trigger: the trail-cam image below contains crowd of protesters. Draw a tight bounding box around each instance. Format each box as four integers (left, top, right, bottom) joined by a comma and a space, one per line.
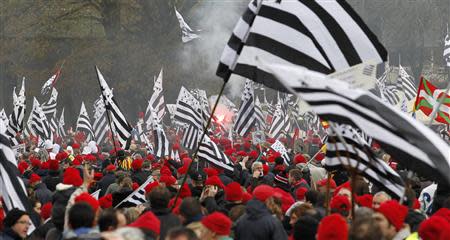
1, 130, 450, 240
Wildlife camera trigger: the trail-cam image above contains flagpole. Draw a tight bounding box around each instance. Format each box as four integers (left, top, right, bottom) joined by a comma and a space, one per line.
94, 66, 118, 151
172, 82, 227, 209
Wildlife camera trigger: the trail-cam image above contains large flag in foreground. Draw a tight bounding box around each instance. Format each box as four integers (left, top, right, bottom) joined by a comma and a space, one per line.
96, 67, 133, 149
216, 0, 387, 91
198, 135, 234, 173
414, 77, 450, 124
265, 63, 450, 185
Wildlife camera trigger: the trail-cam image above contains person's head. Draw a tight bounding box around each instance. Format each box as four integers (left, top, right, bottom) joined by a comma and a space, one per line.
98, 208, 121, 232
251, 161, 263, 174
30, 198, 41, 215
373, 200, 408, 240
350, 217, 383, 240
148, 186, 171, 210
3, 208, 30, 239
292, 215, 319, 240
166, 227, 199, 240
68, 202, 96, 230
372, 191, 391, 209
120, 177, 133, 189
179, 197, 202, 224
336, 187, 352, 203
317, 214, 348, 240
288, 168, 303, 185
289, 203, 314, 226
200, 212, 232, 240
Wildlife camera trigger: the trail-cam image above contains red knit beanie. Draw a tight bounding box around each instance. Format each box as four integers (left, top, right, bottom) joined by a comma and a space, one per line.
129, 211, 161, 236
225, 182, 243, 202
75, 192, 100, 212
160, 175, 177, 187
29, 173, 41, 185
317, 214, 348, 240
180, 183, 192, 198
131, 159, 143, 171
433, 208, 450, 222
201, 212, 232, 236
376, 200, 408, 231
99, 194, 113, 209
356, 194, 373, 208
296, 187, 308, 201
203, 167, 219, 177
253, 185, 274, 202
144, 181, 160, 194
330, 195, 351, 214
40, 202, 52, 220
48, 159, 59, 171
419, 216, 450, 240
205, 176, 224, 189
63, 167, 83, 187
317, 178, 337, 189
294, 154, 307, 164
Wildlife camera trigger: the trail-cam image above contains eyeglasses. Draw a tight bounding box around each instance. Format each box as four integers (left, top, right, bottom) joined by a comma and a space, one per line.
17, 220, 32, 226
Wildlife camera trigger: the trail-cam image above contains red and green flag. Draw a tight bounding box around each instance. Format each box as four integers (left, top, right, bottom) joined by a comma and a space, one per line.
414, 77, 450, 124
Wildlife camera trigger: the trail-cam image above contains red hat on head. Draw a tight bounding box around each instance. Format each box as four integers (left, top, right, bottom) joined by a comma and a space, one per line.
317, 178, 337, 189
169, 197, 182, 215
75, 193, 100, 212
248, 150, 258, 160
72, 143, 80, 149
273, 188, 295, 213
99, 194, 113, 209
356, 194, 373, 208
182, 157, 192, 166
267, 138, 275, 144
233, 143, 241, 150
419, 216, 450, 240
203, 167, 219, 177
315, 153, 325, 161
376, 200, 408, 231
317, 214, 348, 240
138, 111, 145, 119
132, 182, 139, 191
433, 208, 450, 222
63, 167, 83, 187
48, 159, 59, 171
56, 152, 69, 162
180, 183, 192, 198
41, 161, 50, 170
237, 151, 247, 157
296, 187, 308, 201
84, 154, 96, 162
177, 165, 188, 175
372, 142, 380, 150
262, 164, 269, 175
179, 152, 189, 160
94, 172, 103, 181
131, 159, 143, 171
330, 195, 351, 214
224, 148, 234, 157
30, 158, 41, 168
294, 154, 307, 164
201, 212, 232, 236
18, 161, 29, 174
146, 154, 155, 162
73, 155, 83, 165
253, 185, 274, 202
160, 166, 172, 176
205, 176, 224, 189
129, 211, 161, 236
40, 202, 52, 221
144, 181, 160, 193
242, 191, 252, 203
334, 181, 351, 197
29, 173, 41, 185
225, 182, 243, 202
160, 175, 177, 187
72, 158, 81, 166
105, 164, 116, 172
243, 142, 251, 150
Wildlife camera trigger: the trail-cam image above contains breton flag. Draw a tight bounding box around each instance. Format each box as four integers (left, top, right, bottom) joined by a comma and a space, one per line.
49, 111, 58, 136
216, 0, 387, 91
148, 106, 169, 158
96, 67, 133, 150
0, 126, 38, 232
324, 123, 405, 199
265, 63, 450, 185
254, 96, 265, 128
174, 87, 203, 129
91, 189, 101, 200
42, 88, 58, 117
269, 94, 290, 139
181, 124, 200, 150
6, 79, 26, 144
115, 177, 154, 208
76, 102, 94, 141
58, 108, 66, 138
198, 135, 234, 173
174, 7, 200, 43
375, 67, 401, 105
234, 80, 256, 136
93, 96, 108, 144
398, 65, 417, 101
30, 98, 52, 142
145, 68, 165, 125
0, 109, 8, 128
191, 89, 211, 124
41, 66, 62, 95
270, 140, 290, 165
444, 27, 450, 67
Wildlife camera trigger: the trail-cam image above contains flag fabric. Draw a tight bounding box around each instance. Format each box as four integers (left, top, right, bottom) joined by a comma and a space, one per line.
269, 94, 290, 138
265, 63, 450, 185
181, 124, 200, 150
96, 67, 133, 149
198, 135, 234, 173
444, 29, 450, 67
6, 79, 26, 144
76, 102, 94, 141
30, 98, 52, 142
145, 68, 165, 125
49, 111, 58, 136
93, 96, 108, 144
42, 88, 58, 117
414, 77, 450, 124
58, 108, 66, 138
148, 106, 169, 158
375, 67, 401, 105
254, 96, 265, 128
216, 0, 387, 91
115, 177, 154, 208
91, 189, 101, 200
234, 80, 256, 136
324, 123, 405, 199
398, 65, 417, 101
41, 67, 62, 95
191, 89, 211, 124
174, 7, 200, 43
174, 87, 203, 129
0, 109, 8, 128
270, 140, 290, 165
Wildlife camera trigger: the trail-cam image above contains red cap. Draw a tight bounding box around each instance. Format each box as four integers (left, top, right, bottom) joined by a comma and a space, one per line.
237, 151, 247, 157
253, 185, 274, 202
40, 202, 52, 220
262, 164, 269, 175
48, 159, 59, 171
180, 183, 192, 198
132, 182, 139, 191
294, 154, 307, 164
315, 153, 325, 161
75, 192, 100, 212
205, 176, 224, 189
99, 194, 113, 209
29, 173, 41, 185
243, 142, 251, 150
160, 166, 172, 176
203, 167, 219, 177
296, 187, 308, 201
248, 150, 258, 159
224, 148, 234, 157
131, 159, 143, 171
317, 178, 337, 189
41, 161, 50, 170
201, 212, 232, 236
105, 164, 116, 172
418, 216, 450, 240
160, 175, 177, 187
72, 143, 80, 149
18, 161, 29, 174
94, 172, 103, 181
317, 214, 348, 240
242, 191, 252, 204
376, 200, 408, 231
129, 211, 161, 235
144, 181, 160, 193
433, 208, 450, 222
330, 195, 351, 214
356, 194, 373, 208
31, 158, 41, 168
177, 165, 188, 175
225, 182, 243, 202
63, 167, 83, 187
146, 154, 155, 161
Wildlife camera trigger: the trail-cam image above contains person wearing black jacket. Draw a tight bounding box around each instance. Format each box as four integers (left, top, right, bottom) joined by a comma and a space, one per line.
97, 165, 116, 197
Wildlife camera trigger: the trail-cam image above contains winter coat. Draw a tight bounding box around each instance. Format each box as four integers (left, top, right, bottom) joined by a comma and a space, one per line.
148, 208, 182, 240
97, 173, 116, 197
234, 200, 288, 240
34, 182, 53, 204
0, 228, 22, 240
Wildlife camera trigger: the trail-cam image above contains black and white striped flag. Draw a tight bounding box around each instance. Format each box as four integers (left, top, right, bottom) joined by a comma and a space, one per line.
49, 111, 58, 136
191, 89, 211, 124
0, 109, 8, 128
198, 135, 234, 173
76, 102, 94, 141
376, 68, 401, 105
216, 0, 387, 91
58, 108, 66, 138
444, 28, 450, 67
398, 65, 417, 101
30, 98, 52, 142
93, 96, 108, 144
148, 106, 169, 158
96, 67, 133, 149
265, 63, 450, 185
269, 94, 290, 139
234, 80, 256, 136
115, 176, 154, 208
174, 7, 200, 43
182, 124, 200, 150
254, 96, 265, 128
6, 79, 26, 144
174, 87, 203, 129
42, 88, 58, 117
0, 124, 38, 232
145, 68, 165, 125
325, 123, 404, 198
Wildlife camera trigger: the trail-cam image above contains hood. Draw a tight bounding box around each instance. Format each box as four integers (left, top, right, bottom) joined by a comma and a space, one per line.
245, 199, 271, 220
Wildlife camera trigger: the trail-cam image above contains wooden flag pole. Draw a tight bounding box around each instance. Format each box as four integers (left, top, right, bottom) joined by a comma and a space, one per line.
172, 81, 227, 209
